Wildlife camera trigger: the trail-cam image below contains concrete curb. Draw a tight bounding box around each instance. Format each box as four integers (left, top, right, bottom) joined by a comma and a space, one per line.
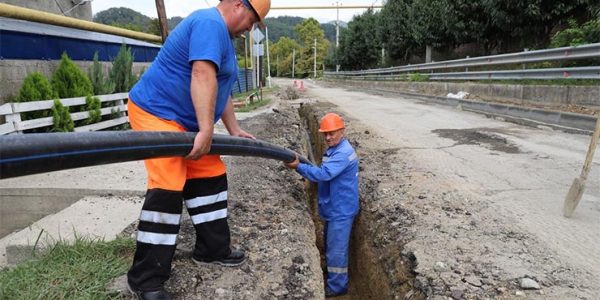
0, 194, 143, 266
358, 87, 597, 135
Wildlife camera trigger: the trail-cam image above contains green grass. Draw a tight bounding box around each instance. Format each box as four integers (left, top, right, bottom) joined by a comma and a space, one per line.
235, 98, 271, 112
0, 236, 135, 299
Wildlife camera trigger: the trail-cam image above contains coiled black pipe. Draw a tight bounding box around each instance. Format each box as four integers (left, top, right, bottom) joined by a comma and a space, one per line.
0, 131, 311, 179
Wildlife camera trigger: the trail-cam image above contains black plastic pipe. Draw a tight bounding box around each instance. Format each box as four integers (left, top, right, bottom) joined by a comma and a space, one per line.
0, 131, 311, 179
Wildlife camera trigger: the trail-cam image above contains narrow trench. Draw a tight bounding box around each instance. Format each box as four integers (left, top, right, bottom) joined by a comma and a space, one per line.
296, 105, 423, 299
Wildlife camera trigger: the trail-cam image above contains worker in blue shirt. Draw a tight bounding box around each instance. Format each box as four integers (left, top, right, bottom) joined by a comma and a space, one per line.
285, 112, 359, 297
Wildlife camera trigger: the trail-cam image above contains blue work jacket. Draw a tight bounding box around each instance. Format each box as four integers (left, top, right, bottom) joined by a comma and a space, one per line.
297, 138, 359, 221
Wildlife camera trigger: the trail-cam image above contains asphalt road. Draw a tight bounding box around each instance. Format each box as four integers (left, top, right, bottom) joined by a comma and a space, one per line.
278, 78, 600, 290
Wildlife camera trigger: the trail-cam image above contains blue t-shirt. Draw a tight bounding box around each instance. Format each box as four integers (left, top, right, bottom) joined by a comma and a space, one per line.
129, 8, 238, 131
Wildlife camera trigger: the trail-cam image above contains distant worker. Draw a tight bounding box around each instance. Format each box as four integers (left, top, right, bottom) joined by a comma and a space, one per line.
125, 0, 271, 299
284, 113, 360, 297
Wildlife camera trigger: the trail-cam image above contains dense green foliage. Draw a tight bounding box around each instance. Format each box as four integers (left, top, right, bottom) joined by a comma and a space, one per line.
15, 72, 58, 121
0, 237, 134, 299
88, 52, 115, 95
269, 37, 302, 77
267, 18, 331, 78
551, 18, 600, 47
263, 16, 339, 43
338, 9, 381, 70
16, 72, 57, 103
334, 0, 600, 70
83, 95, 102, 125
110, 44, 138, 93
51, 99, 74, 132
51, 53, 93, 98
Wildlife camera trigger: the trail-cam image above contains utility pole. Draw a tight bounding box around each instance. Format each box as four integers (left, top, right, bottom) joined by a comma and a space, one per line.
155, 0, 169, 42
313, 38, 317, 78
292, 48, 295, 78
335, 1, 340, 72
265, 26, 272, 88
244, 33, 248, 92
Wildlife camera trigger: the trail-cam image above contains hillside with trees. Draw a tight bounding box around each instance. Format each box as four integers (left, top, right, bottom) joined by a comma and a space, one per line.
262, 16, 340, 43
93, 7, 183, 34
336, 0, 600, 71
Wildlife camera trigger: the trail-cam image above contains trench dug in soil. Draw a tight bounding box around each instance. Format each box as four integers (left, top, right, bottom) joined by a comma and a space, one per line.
122, 98, 422, 299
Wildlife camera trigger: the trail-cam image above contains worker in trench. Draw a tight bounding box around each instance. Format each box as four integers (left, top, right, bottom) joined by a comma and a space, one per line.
284, 113, 360, 297
125, 0, 271, 299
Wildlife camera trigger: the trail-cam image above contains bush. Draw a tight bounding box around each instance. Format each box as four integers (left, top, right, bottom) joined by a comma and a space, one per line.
83, 95, 102, 125
17, 72, 57, 102
16, 72, 58, 120
88, 52, 115, 95
551, 19, 600, 47
110, 44, 137, 92
409, 73, 429, 81
51, 99, 74, 132
52, 52, 93, 98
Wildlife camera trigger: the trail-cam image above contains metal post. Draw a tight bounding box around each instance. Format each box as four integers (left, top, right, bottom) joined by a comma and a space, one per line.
154, 0, 169, 42
244, 33, 248, 92
425, 45, 432, 63
265, 26, 272, 88
335, 1, 340, 72
313, 38, 317, 78
292, 48, 295, 78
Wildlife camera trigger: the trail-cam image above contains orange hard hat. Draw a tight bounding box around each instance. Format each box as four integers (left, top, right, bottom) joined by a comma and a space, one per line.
247, 0, 271, 27
319, 113, 345, 132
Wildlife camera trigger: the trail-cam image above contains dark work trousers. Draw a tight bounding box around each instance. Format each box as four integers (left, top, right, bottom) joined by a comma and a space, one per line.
127, 174, 231, 291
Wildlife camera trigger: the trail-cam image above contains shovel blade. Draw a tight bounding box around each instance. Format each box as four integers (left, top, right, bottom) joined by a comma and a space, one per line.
563, 177, 585, 217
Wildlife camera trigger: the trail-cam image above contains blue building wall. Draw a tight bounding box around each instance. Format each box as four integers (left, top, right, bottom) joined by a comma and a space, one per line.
0, 16, 256, 101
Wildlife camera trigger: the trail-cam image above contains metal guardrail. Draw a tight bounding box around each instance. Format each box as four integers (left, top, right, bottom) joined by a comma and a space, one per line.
325, 43, 600, 80
340, 66, 600, 81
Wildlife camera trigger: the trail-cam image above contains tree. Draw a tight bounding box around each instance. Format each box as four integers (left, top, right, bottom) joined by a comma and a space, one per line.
377, 0, 413, 63
110, 44, 137, 93
269, 37, 301, 77
408, 0, 456, 50
51, 99, 74, 132
82, 95, 102, 125
88, 52, 115, 95
52, 52, 93, 98
16, 72, 58, 121
338, 10, 381, 70
294, 18, 330, 77
17, 72, 57, 103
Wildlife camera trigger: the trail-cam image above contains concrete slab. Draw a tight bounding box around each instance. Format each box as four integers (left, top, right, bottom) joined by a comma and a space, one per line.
0, 161, 147, 191
0, 195, 143, 266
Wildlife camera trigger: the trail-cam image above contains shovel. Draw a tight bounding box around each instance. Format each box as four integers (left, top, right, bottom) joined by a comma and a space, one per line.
563, 112, 600, 217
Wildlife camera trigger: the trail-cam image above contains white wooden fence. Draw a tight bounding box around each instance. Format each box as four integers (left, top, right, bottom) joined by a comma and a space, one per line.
0, 93, 129, 135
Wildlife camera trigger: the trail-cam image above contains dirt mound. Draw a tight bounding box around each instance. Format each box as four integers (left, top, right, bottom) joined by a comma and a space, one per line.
161, 104, 322, 299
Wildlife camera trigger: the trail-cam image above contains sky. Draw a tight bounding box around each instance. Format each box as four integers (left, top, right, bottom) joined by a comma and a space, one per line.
91, 0, 383, 23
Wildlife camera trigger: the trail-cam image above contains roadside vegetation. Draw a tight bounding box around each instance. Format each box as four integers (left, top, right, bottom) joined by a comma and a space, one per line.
232, 87, 278, 113
0, 236, 134, 299
15, 44, 139, 132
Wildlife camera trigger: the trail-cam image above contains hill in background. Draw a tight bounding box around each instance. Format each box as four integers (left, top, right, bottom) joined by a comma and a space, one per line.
93, 7, 183, 32
94, 8, 344, 43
